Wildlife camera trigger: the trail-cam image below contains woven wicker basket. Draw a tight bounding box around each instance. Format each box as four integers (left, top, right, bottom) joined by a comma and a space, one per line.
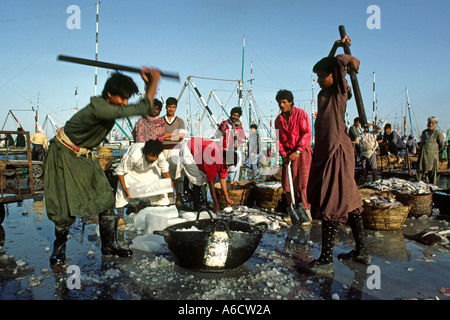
214, 181, 255, 209
362, 202, 411, 231
254, 182, 285, 210
97, 146, 114, 157
96, 155, 113, 170
0, 160, 5, 173
393, 191, 433, 217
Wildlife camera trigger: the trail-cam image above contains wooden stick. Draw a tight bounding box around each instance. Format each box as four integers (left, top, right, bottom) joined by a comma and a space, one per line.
57, 55, 180, 81
338, 25, 367, 125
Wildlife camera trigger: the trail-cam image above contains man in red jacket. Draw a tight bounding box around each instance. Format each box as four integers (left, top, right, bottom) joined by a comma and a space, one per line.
217, 107, 246, 181
275, 90, 312, 226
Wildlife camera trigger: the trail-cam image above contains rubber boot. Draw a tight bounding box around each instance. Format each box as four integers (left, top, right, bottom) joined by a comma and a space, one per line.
50, 226, 70, 266
338, 213, 371, 264
299, 220, 338, 275
200, 184, 208, 208
117, 207, 125, 229
192, 185, 202, 211
99, 215, 132, 257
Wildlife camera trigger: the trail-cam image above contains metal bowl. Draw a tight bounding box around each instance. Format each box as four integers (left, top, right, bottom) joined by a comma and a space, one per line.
154, 209, 268, 272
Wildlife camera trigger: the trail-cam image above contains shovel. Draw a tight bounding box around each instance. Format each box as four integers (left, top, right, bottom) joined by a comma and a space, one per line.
287, 160, 310, 226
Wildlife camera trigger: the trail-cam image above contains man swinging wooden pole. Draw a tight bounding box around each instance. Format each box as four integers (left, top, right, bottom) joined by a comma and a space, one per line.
45, 62, 162, 266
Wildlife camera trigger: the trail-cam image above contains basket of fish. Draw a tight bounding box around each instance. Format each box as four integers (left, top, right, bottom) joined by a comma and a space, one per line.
394, 192, 433, 217
367, 178, 438, 218
214, 181, 255, 209
433, 189, 450, 216
154, 208, 268, 272
254, 182, 284, 210
362, 196, 411, 231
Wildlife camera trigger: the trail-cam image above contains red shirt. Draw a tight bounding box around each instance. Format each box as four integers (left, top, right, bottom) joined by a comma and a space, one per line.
275, 106, 312, 156
188, 137, 229, 182
217, 119, 246, 150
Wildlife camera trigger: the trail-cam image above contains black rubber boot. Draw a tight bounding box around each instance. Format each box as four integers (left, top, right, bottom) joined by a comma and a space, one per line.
192, 185, 202, 211
299, 220, 338, 275
50, 226, 70, 266
338, 213, 371, 264
200, 184, 208, 207
99, 215, 132, 257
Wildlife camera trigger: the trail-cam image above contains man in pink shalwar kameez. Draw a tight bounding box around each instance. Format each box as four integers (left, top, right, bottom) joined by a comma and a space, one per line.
275, 90, 313, 226
133, 98, 166, 143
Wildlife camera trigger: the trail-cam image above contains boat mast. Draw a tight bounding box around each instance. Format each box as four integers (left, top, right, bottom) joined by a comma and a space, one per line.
94, 2, 100, 96
405, 87, 414, 138
248, 60, 254, 128
238, 36, 245, 111
373, 72, 376, 124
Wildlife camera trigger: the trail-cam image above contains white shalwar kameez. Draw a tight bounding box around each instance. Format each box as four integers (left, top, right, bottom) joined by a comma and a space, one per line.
115, 143, 170, 208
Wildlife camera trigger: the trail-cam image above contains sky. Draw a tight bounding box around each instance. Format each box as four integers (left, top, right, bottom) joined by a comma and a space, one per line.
1, 0, 450, 140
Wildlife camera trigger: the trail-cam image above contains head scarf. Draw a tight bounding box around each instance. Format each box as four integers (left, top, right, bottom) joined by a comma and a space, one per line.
427, 116, 438, 123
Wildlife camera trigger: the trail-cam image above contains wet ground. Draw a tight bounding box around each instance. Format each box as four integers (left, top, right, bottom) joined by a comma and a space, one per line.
0, 174, 449, 306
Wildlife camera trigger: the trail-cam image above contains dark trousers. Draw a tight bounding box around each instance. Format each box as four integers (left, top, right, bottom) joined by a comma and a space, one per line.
32, 144, 46, 161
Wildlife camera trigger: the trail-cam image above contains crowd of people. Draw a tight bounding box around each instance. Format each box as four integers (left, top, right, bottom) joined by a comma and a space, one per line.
15, 34, 442, 278
0, 126, 49, 161
349, 115, 447, 186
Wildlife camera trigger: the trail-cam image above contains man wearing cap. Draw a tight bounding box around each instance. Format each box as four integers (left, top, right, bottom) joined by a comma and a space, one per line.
356, 122, 381, 183
416, 116, 445, 185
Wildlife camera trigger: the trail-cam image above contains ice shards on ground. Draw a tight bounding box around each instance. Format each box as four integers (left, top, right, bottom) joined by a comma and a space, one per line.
130, 234, 168, 253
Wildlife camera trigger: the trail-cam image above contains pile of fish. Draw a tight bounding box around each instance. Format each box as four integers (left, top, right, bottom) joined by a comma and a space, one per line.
221, 205, 290, 231
255, 182, 282, 189
367, 178, 441, 195
363, 196, 403, 209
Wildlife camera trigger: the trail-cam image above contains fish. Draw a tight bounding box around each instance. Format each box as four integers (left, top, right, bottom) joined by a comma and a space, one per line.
404, 227, 450, 247
363, 196, 403, 209
368, 178, 441, 195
